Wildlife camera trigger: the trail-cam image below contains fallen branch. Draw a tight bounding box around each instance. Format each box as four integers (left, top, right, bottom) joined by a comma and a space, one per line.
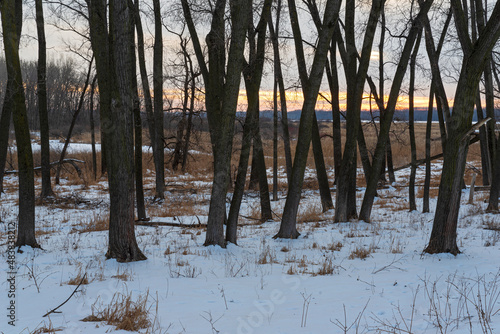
6, 159, 85, 178
43, 272, 87, 317
135, 221, 207, 228
393, 136, 480, 172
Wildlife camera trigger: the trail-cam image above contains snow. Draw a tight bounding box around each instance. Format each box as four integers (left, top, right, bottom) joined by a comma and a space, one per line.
1, 159, 500, 334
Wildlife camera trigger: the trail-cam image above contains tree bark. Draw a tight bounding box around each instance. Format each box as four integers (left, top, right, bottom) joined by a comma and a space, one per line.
226, 0, 272, 245
133, 0, 163, 199
90, 75, 97, 180
424, 0, 500, 255
153, 0, 165, 199
36, 0, 54, 199
183, 0, 251, 247
2, 0, 39, 248
55, 58, 93, 185
0, 0, 21, 196
359, 1, 432, 222
423, 84, 434, 213
274, 0, 340, 239
267, 0, 292, 185
409, 31, 422, 212
104, 0, 146, 261
335, 0, 383, 223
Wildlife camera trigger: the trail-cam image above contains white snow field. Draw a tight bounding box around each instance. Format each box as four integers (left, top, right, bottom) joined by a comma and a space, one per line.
1, 159, 500, 334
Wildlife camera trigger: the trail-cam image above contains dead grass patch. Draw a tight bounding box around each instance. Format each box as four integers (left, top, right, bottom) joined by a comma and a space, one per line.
324, 241, 343, 252
77, 212, 109, 233
149, 197, 203, 217
81, 291, 150, 331
257, 246, 277, 264
313, 258, 336, 276
297, 203, 324, 224
67, 269, 89, 285
348, 247, 372, 260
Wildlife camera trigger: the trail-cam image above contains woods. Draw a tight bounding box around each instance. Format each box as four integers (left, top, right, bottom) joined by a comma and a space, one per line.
3, 0, 500, 332
1, 0, 500, 257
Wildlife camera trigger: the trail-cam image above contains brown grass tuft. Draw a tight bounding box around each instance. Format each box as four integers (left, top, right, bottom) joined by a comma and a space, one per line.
67, 270, 89, 285
348, 247, 371, 260
82, 291, 150, 331
78, 212, 109, 233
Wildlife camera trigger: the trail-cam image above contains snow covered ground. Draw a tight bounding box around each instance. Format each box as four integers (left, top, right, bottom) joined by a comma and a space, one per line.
1, 161, 500, 334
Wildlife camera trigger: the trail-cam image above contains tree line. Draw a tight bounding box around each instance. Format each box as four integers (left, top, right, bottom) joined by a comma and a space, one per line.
1, 0, 500, 261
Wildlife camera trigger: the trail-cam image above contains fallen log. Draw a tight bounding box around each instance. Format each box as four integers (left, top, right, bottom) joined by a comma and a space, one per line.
5, 159, 85, 178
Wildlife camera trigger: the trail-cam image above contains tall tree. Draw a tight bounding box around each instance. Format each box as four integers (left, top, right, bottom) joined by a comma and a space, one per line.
0, 1, 22, 196
335, 0, 383, 223
153, 0, 165, 199
268, 0, 292, 184
87, 0, 146, 261
1, 0, 39, 248
424, 0, 500, 255
183, 0, 251, 247
409, 30, 423, 211
274, 0, 341, 239
359, 0, 432, 222
36, 0, 54, 199
227, 0, 272, 245
133, 0, 164, 199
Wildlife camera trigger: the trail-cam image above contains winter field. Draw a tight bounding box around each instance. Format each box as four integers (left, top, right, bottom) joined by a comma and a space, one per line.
2, 125, 500, 334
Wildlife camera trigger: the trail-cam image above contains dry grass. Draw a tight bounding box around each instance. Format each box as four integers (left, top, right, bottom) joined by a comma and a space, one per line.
111, 267, 132, 281
67, 269, 89, 285
313, 258, 336, 276
82, 291, 150, 331
348, 246, 372, 260
324, 241, 343, 252
77, 212, 109, 233
31, 321, 63, 333
297, 203, 324, 224
148, 196, 204, 218
257, 246, 277, 264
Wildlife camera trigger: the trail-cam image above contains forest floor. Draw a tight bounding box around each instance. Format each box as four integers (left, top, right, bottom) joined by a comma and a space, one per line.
1, 127, 500, 334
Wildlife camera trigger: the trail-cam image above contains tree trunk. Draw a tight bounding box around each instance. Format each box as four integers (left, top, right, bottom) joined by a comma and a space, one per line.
0, 0, 22, 196
103, 0, 146, 262
275, 0, 340, 238
268, 0, 292, 184
409, 31, 422, 212
475, 95, 492, 185
312, 115, 333, 212
423, 85, 434, 213
36, 0, 54, 199
87, 0, 111, 178
183, 0, 251, 247
55, 58, 93, 185
2, 0, 39, 248
226, 0, 272, 244
90, 75, 97, 180
0, 91, 12, 196
153, 0, 164, 199
134, 0, 163, 199
335, 0, 383, 223
424, 0, 500, 254
487, 134, 500, 211
132, 46, 147, 221
359, 1, 431, 222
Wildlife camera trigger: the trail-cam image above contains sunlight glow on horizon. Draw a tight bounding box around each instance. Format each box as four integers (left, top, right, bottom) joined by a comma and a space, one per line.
162, 89, 452, 112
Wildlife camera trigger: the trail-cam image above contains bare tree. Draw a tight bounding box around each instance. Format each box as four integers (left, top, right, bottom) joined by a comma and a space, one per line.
359, 0, 432, 222
183, 0, 251, 247
36, 0, 54, 199
87, 0, 146, 261
274, 0, 341, 239
335, 0, 383, 223
424, 0, 500, 255
1, 0, 39, 248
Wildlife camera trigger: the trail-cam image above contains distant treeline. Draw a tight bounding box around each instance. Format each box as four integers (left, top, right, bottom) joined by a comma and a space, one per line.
257, 109, 500, 122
